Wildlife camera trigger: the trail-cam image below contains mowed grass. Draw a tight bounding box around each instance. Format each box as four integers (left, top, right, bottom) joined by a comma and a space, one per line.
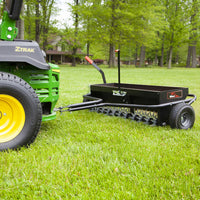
1, 65, 200, 199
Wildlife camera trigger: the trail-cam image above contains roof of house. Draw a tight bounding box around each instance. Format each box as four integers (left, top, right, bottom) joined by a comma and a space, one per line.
46, 50, 92, 56
46, 50, 68, 55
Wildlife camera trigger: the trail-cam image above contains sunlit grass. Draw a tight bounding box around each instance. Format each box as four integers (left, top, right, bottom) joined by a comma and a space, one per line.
1, 65, 200, 199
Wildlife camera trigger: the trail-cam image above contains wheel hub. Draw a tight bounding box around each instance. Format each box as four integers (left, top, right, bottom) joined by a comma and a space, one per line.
180, 112, 190, 127
0, 95, 25, 142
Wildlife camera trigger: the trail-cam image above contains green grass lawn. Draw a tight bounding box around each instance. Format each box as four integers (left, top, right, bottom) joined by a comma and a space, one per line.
1, 65, 200, 199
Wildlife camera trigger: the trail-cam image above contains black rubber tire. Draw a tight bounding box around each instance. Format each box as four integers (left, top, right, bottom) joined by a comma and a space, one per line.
169, 103, 195, 129
0, 72, 42, 151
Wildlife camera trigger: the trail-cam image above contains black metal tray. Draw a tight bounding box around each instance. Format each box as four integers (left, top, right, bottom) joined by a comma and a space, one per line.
90, 83, 188, 105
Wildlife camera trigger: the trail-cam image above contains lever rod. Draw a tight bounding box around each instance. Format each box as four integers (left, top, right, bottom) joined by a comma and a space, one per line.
85, 56, 106, 84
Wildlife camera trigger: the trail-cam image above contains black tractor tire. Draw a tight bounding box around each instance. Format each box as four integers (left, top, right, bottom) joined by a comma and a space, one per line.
169, 103, 195, 129
0, 72, 42, 151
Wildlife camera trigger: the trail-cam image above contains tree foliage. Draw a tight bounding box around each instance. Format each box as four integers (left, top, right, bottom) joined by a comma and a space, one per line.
24, 0, 57, 50
22, 0, 200, 68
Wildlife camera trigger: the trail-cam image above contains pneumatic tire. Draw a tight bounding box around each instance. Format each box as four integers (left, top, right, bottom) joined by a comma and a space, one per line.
169, 103, 195, 129
0, 72, 42, 151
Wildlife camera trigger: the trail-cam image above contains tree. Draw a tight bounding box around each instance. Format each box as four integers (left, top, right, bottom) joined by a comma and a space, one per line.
35, 0, 40, 43
72, 0, 79, 66
40, 0, 56, 51
162, 0, 189, 68
23, 0, 57, 50
68, 0, 81, 66
78, 0, 101, 57
16, 3, 24, 40
24, 0, 35, 40
21, 0, 200, 67
186, 0, 199, 68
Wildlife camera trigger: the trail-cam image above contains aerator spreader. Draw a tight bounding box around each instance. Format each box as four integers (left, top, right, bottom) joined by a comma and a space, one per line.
0, 0, 196, 151
58, 52, 196, 130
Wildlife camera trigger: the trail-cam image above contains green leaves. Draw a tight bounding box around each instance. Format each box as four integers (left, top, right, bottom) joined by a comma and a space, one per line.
21, 0, 200, 67
23, 0, 57, 50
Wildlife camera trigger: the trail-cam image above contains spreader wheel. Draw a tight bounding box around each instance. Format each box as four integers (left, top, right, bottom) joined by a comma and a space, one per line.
0, 72, 42, 151
169, 103, 195, 129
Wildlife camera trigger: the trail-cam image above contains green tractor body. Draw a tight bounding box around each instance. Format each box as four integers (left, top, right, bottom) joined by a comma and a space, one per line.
0, 0, 60, 150
0, 61, 60, 122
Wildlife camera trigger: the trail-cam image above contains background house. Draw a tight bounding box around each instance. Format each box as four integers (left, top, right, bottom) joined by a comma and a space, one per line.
45, 35, 91, 64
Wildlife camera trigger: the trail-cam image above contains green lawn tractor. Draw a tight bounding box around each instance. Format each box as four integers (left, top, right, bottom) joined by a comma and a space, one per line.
0, 0, 60, 151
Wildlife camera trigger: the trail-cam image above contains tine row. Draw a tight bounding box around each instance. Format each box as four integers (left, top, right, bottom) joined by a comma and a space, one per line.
90, 106, 158, 126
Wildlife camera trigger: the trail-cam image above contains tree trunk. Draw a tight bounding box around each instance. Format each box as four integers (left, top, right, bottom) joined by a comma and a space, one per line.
41, 5, 48, 51
186, 45, 192, 68
160, 34, 165, 67
40, 0, 56, 51
72, 47, 77, 66
139, 45, 145, 67
168, 46, 173, 69
16, 20, 24, 40
35, 0, 40, 44
191, 0, 197, 68
27, 3, 31, 37
186, 43, 197, 68
108, 0, 117, 68
186, 0, 198, 68
191, 45, 197, 68
175, 52, 179, 64
72, 0, 79, 67
16, 3, 24, 40
72, 4, 78, 67
42, 27, 48, 51
154, 49, 158, 65
160, 42, 164, 67
86, 42, 90, 65
166, 51, 169, 66
87, 41, 90, 56
134, 45, 138, 66
168, 31, 174, 69
109, 43, 115, 68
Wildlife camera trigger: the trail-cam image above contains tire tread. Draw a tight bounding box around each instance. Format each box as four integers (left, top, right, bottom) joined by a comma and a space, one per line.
0, 72, 42, 150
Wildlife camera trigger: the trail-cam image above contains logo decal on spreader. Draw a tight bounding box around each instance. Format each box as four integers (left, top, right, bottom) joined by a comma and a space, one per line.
167, 91, 182, 99
113, 90, 127, 97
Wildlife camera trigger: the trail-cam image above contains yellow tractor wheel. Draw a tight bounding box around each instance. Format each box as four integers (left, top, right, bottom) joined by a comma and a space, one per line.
0, 95, 25, 142
0, 73, 42, 151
